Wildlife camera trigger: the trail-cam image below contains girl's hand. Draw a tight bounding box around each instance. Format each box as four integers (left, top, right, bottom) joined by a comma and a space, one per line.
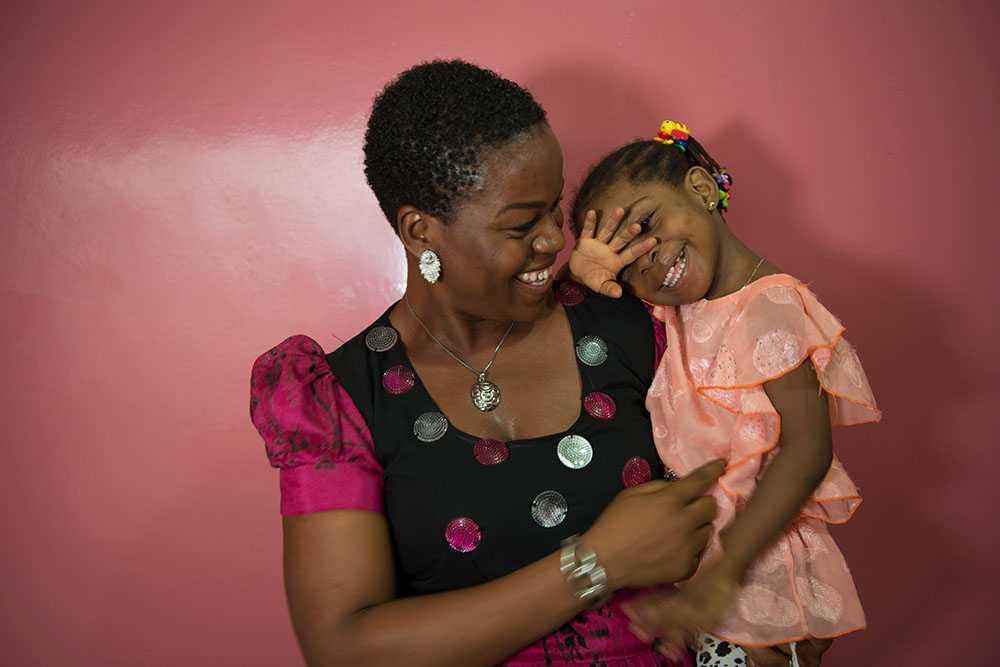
743, 637, 833, 666
623, 567, 741, 659
568, 208, 657, 298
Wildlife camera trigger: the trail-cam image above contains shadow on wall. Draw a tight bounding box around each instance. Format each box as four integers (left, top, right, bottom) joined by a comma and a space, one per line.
528, 61, 969, 665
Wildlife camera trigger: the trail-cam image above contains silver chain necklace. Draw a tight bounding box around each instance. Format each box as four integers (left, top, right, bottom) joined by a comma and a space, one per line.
404, 294, 515, 412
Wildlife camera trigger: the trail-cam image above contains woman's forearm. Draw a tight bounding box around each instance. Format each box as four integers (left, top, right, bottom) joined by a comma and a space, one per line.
330, 551, 584, 667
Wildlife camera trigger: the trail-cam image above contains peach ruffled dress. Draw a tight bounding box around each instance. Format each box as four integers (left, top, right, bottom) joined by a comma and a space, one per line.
647, 273, 880, 647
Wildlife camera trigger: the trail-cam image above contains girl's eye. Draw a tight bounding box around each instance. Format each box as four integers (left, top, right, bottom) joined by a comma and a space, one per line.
638, 212, 654, 232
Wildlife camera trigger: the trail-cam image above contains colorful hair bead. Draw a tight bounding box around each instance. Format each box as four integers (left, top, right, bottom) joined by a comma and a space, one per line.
713, 168, 732, 209
654, 120, 732, 209
654, 120, 690, 152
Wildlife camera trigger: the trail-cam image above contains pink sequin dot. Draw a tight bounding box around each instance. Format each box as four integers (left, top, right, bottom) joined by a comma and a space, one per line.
583, 392, 616, 420
382, 365, 415, 394
622, 457, 652, 487
556, 281, 587, 306
445, 517, 482, 553
474, 438, 509, 465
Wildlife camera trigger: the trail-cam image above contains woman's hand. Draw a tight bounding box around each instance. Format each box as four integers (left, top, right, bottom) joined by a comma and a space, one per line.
743, 637, 833, 667
581, 460, 724, 590
568, 208, 657, 298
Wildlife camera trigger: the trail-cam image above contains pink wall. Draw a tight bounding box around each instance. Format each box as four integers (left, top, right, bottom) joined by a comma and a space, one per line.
2, 1, 997, 665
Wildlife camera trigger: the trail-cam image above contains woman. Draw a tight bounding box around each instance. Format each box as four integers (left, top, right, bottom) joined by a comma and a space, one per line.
250, 60, 826, 667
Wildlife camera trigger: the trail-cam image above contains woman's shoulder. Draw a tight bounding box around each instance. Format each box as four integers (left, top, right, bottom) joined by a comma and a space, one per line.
250, 335, 370, 468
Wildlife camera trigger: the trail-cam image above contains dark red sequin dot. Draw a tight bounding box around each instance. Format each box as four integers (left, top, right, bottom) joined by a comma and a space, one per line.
622, 457, 652, 487
474, 438, 509, 465
556, 281, 587, 306
445, 517, 482, 552
381, 365, 415, 394
584, 392, 616, 420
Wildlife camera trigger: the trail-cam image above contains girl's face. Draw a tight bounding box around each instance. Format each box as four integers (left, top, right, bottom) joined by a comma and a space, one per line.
433, 124, 566, 322
586, 175, 731, 306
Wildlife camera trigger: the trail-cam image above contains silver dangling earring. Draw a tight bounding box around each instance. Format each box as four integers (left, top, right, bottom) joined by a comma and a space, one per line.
707, 200, 717, 211
420, 249, 441, 283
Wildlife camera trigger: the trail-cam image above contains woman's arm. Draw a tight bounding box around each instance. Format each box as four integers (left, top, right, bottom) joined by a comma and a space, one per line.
282, 461, 724, 667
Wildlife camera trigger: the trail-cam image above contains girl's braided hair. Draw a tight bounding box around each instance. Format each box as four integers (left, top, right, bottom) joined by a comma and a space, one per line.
571, 130, 729, 235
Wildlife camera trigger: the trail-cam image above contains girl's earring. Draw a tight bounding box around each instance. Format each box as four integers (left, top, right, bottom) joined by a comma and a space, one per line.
707, 201, 717, 211
420, 249, 441, 283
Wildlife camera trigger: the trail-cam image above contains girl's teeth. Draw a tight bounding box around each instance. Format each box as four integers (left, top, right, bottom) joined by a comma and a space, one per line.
662, 248, 686, 288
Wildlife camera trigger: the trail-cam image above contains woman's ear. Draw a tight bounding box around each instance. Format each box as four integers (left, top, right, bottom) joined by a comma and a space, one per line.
397, 206, 436, 257
686, 166, 720, 210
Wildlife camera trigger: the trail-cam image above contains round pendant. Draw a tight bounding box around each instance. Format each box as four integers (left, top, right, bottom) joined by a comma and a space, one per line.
471, 376, 500, 412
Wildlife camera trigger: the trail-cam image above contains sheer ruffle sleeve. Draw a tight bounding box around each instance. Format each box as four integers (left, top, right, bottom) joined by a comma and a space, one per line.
250, 335, 384, 515
649, 277, 880, 524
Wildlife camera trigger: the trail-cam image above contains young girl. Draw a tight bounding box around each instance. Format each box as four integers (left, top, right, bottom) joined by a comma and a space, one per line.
568, 121, 880, 666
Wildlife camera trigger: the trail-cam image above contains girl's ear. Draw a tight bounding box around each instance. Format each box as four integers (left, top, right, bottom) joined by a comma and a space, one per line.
685, 166, 720, 209
397, 206, 437, 257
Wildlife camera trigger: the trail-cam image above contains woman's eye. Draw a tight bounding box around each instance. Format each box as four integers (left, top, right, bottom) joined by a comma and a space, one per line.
550, 196, 563, 212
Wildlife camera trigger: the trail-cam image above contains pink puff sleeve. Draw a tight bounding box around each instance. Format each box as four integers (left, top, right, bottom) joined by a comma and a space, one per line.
250, 335, 384, 515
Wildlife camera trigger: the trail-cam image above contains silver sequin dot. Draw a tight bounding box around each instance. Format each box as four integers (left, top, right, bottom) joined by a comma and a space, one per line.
557, 434, 593, 469
365, 326, 398, 352
576, 335, 608, 366
531, 490, 568, 528
413, 411, 448, 442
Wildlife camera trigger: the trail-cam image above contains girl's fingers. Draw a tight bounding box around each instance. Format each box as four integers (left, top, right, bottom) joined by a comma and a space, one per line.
600, 280, 623, 299
619, 236, 658, 265
609, 221, 640, 252
581, 210, 598, 239
595, 207, 625, 243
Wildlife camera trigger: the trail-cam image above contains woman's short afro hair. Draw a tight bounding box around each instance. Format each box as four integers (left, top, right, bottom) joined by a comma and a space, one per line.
364, 59, 547, 231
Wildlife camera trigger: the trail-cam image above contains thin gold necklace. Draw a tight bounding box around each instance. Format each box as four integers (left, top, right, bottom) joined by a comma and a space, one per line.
741, 256, 766, 290
404, 294, 515, 412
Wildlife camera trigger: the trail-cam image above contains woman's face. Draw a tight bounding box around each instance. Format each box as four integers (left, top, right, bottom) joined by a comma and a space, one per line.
585, 176, 727, 306
434, 124, 566, 322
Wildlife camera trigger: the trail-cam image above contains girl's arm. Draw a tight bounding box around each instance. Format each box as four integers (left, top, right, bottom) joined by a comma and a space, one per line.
715, 360, 833, 579
283, 462, 723, 667
625, 361, 833, 656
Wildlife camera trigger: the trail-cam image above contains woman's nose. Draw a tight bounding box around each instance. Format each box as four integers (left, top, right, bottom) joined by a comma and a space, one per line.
533, 213, 566, 254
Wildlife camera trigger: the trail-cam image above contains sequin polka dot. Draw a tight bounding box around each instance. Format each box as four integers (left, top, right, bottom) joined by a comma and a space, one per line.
583, 392, 616, 420
445, 517, 481, 552
381, 365, 415, 394
576, 335, 608, 366
531, 491, 568, 528
413, 411, 448, 442
365, 325, 398, 352
557, 435, 593, 469
622, 457, 652, 487
753, 329, 801, 376
474, 438, 509, 465
663, 467, 678, 481
556, 280, 587, 306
